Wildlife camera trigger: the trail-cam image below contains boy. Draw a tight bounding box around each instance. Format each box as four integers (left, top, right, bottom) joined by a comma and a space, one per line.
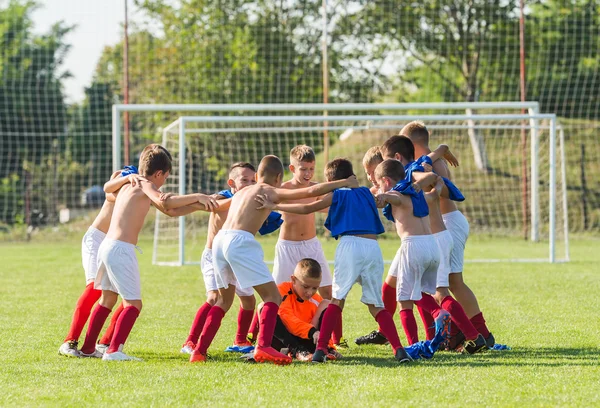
401, 121, 496, 349
78, 144, 219, 361
58, 170, 123, 357
181, 162, 258, 355
189, 155, 357, 365
256, 158, 410, 363
362, 146, 384, 194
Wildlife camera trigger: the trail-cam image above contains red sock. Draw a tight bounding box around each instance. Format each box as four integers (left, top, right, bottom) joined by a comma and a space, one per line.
399, 309, 419, 345
107, 306, 140, 353
249, 311, 260, 340
470, 312, 491, 338
441, 296, 479, 341
80, 304, 111, 354
331, 315, 343, 344
195, 306, 226, 355
415, 293, 442, 318
449, 318, 461, 338
381, 282, 397, 315
235, 306, 254, 345
65, 283, 101, 342
375, 310, 403, 353
317, 304, 342, 352
416, 305, 436, 341
99, 302, 124, 345
185, 302, 212, 344
257, 302, 279, 349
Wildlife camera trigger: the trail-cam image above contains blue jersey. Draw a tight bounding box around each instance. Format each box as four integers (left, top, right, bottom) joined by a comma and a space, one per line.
216, 189, 283, 235
382, 181, 429, 221
406, 156, 465, 202
325, 187, 385, 239
121, 165, 138, 176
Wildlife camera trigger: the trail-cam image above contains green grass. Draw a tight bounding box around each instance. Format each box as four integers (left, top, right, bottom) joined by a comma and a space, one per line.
1, 235, 599, 407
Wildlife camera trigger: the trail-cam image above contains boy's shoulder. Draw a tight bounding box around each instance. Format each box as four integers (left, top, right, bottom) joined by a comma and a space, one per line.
277, 281, 293, 296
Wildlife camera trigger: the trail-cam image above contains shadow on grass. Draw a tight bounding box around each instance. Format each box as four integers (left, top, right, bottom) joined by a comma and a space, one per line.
321, 347, 600, 368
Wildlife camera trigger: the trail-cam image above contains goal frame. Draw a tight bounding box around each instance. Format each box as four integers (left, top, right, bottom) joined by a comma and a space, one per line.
147, 112, 568, 265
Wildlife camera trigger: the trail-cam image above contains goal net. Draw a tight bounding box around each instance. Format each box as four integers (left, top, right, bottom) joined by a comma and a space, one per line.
149, 111, 568, 266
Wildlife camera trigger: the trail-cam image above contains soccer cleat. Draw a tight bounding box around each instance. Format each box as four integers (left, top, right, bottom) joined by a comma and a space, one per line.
394, 347, 412, 363
311, 349, 329, 363
253, 347, 292, 365
246, 333, 256, 345
354, 330, 389, 346
224, 341, 255, 354
326, 348, 343, 361
295, 350, 313, 362
485, 332, 496, 348
434, 310, 451, 340
180, 341, 195, 355
102, 345, 143, 361
336, 338, 349, 348
463, 334, 488, 354
58, 341, 80, 358
79, 349, 104, 359
95, 343, 109, 355
446, 331, 465, 351
189, 351, 207, 363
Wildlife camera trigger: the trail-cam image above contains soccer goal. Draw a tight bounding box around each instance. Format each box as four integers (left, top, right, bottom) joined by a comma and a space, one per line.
144, 112, 568, 266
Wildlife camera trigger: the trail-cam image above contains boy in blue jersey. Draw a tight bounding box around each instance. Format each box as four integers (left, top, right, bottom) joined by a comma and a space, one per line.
256, 158, 411, 363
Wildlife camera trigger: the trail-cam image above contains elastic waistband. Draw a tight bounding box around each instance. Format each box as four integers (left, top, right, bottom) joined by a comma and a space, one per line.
401, 234, 435, 243
433, 230, 452, 238
340, 235, 378, 244
86, 226, 107, 239
219, 229, 255, 239
102, 238, 143, 254
277, 236, 320, 246
442, 210, 465, 220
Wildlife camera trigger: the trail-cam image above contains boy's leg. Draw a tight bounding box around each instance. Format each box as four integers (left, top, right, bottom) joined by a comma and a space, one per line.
315, 299, 344, 354
449, 273, 491, 338
80, 290, 118, 355
106, 299, 142, 354
99, 301, 124, 346
227, 293, 255, 351
368, 304, 403, 353
416, 305, 436, 340
399, 301, 419, 345
63, 283, 101, 343
183, 291, 217, 347
434, 288, 479, 341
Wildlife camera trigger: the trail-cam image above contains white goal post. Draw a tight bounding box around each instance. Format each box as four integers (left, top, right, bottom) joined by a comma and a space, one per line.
112, 102, 545, 240
145, 112, 568, 266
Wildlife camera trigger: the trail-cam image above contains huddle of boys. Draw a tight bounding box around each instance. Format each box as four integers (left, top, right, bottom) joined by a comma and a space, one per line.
59, 121, 501, 364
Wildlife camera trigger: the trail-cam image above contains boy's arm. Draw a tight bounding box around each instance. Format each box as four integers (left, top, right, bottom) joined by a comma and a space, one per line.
278, 300, 316, 339
256, 193, 333, 215
273, 176, 358, 202
137, 179, 218, 212
428, 144, 459, 167
163, 198, 232, 217
412, 171, 438, 191
103, 171, 136, 193
377, 191, 405, 207
425, 176, 444, 199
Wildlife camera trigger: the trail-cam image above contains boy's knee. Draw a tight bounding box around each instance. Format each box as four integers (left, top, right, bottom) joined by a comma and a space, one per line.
124, 299, 142, 311
206, 290, 219, 305
435, 288, 451, 301
399, 300, 414, 310
385, 275, 397, 287
239, 295, 256, 310
99, 291, 118, 309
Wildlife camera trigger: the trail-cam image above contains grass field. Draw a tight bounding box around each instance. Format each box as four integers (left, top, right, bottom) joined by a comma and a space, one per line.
1, 234, 599, 407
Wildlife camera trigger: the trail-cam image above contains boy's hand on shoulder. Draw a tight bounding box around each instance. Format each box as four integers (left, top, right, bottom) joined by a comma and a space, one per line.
345, 175, 359, 188
197, 194, 219, 211
128, 174, 146, 187
255, 194, 276, 210
422, 163, 433, 173
374, 193, 388, 208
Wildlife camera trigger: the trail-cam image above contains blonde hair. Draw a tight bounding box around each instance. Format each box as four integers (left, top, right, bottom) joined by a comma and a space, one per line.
362, 146, 383, 168
290, 145, 316, 164
294, 258, 322, 279
138, 144, 172, 177
400, 121, 430, 145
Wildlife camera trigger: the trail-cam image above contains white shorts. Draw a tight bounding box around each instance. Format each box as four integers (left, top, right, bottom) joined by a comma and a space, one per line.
331, 236, 384, 308
201, 248, 253, 297
272, 237, 332, 287
395, 235, 440, 301
213, 230, 274, 291
442, 210, 470, 273
434, 230, 454, 289
81, 227, 106, 284
94, 238, 141, 300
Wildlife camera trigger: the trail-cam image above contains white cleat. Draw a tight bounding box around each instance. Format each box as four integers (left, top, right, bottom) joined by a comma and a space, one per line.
180, 341, 195, 355
79, 349, 104, 358
58, 341, 80, 357
102, 345, 143, 361
95, 343, 109, 355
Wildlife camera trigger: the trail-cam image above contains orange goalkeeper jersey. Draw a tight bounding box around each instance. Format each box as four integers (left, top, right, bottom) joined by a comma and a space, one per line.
277, 282, 322, 339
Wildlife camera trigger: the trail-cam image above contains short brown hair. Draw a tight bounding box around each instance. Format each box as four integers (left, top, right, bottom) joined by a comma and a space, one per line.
375, 159, 405, 184
257, 155, 284, 183
290, 145, 316, 164
362, 146, 383, 168
401, 121, 430, 146
380, 135, 415, 162
324, 158, 354, 181
295, 258, 322, 279
229, 162, 256, 178
138, 144, 172, 177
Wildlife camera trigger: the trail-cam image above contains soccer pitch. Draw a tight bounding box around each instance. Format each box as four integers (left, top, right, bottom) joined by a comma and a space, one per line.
1, 235, 599, 407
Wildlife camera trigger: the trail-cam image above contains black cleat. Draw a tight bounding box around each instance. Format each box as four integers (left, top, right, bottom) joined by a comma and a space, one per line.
394, 348, 412, 363
464, 334, 488, 354
355, 330, 389, 346
446, 331, 465, 351
311, 349, 328, 363
485, 332, 496, 348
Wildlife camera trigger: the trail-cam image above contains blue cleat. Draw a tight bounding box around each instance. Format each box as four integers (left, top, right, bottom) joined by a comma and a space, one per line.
225, 344, 255, 353
434, 309, 452, 341
491, 343, 511, 351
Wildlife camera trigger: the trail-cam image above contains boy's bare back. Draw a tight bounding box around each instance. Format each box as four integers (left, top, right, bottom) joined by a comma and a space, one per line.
106, 184, 152, 245
386, 192, 433, 239
223, 183, 278, 235
278, 179, 319, 241
431, 157, 458, 215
